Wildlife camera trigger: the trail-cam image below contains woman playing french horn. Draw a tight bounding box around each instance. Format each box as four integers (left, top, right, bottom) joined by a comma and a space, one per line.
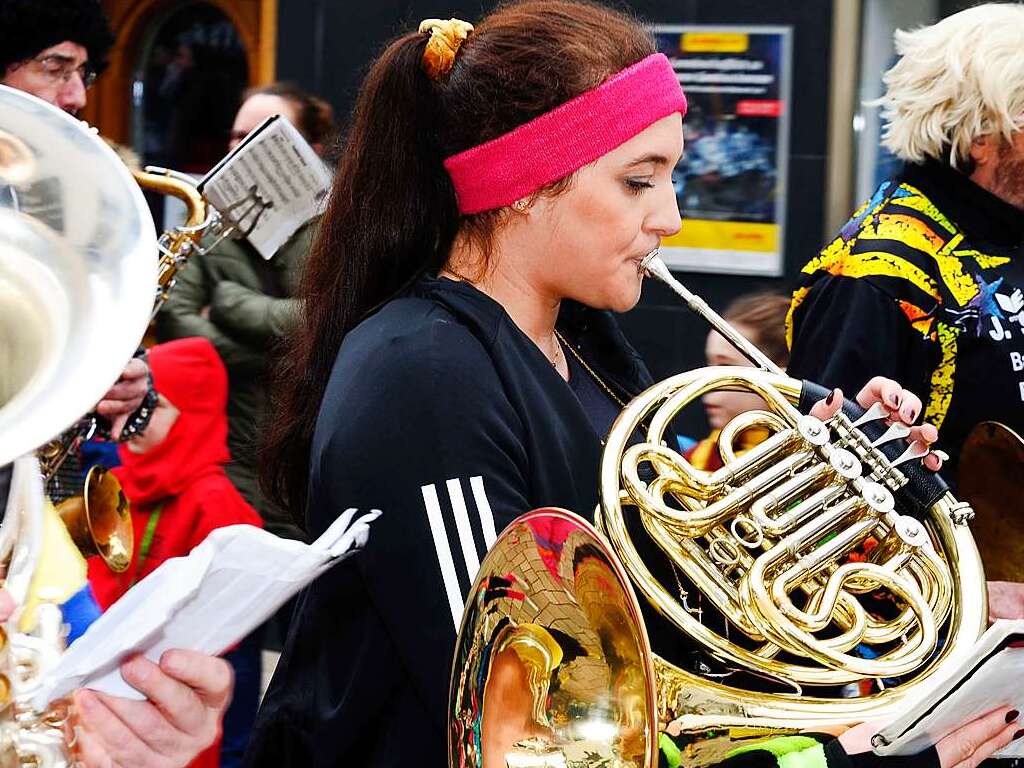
248, 2, 1020, 766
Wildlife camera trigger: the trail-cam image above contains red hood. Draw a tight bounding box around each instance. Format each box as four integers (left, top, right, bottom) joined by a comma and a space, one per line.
115, 338, 230, 507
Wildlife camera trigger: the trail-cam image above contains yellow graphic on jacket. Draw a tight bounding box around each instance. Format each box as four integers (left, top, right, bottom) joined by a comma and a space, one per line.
789, 180, 1009, 430
925, 324, 960, 426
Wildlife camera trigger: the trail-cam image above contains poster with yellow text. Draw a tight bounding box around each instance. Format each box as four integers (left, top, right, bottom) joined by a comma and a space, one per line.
655, 25, 792, 276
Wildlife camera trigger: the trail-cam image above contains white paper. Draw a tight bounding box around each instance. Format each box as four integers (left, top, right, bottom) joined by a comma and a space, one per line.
873, 619, 1024, 759
31, 508, 379, 709
199, 115, 331, 260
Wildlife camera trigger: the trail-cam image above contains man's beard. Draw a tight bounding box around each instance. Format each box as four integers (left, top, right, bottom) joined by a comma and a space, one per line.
992, 139, 1024, 210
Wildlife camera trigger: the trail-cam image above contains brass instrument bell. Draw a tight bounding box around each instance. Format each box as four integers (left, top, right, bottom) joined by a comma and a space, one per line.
450, 508, 656, 768
54, 466, 131, 573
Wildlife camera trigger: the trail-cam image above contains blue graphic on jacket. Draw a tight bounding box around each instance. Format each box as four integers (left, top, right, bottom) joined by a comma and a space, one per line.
966, 273, 1005, 335
840, 181, 892, 241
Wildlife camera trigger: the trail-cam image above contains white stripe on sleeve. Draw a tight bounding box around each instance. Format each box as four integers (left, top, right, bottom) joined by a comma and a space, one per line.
421, 483, 464, 630
445, 477, 481, 582
469, 475, 498, 548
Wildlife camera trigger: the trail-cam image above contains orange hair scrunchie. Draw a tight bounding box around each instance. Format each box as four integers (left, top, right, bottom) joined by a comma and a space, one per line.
418, 18, 474, 80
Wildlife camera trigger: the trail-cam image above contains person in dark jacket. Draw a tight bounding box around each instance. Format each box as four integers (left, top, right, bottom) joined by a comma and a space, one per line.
788, 3, 1024, 476
246, 3, 1008, 768
786, 3, 1024, 623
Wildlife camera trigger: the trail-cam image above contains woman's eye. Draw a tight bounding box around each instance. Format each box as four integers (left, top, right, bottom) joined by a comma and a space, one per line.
625, 177, 655, 194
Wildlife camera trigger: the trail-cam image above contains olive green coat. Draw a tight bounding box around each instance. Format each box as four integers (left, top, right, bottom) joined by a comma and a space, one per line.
155, 220, 316, 540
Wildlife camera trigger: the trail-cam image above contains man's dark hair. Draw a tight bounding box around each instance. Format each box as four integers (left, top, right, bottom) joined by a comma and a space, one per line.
0, 0, 115, 75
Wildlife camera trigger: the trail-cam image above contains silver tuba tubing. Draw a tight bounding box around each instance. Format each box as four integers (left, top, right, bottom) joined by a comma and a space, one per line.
0, 84, 158, 766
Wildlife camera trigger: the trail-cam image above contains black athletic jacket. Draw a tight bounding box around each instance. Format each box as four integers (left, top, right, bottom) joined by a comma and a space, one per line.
244, 274, 653, 767
244, 274, 928, 768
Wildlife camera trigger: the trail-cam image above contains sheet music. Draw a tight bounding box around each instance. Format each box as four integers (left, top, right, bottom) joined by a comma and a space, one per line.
873, 619, 1024, 758
199, 115, 331, 260
31, 508, 379, 708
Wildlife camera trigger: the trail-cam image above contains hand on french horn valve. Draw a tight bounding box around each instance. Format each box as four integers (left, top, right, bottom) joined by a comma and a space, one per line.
0, 588, 230, 768
808, 376, 944, 472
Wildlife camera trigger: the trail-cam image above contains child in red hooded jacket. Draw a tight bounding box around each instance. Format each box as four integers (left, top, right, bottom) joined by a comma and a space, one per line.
88, 337, 263, 768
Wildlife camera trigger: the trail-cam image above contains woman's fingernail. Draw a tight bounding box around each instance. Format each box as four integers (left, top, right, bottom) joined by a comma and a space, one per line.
888, 392, 900, 406
77, 690, 97, 713
1014, 729, 1024, 740
163, 653, 184, 676
1007, 710, 1019, 723
902, 406, 917, 421
124, 657, 150, 683
825, 390, 835, 406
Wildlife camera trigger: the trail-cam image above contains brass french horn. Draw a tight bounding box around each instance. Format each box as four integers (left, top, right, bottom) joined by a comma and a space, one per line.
450, 254, 986, 768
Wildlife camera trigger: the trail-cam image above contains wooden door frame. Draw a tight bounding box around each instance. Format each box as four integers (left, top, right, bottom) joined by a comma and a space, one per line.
86, 0, 276, 145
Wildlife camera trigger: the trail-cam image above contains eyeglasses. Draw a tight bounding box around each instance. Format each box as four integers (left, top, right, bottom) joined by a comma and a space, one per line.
27, 54, 98, 89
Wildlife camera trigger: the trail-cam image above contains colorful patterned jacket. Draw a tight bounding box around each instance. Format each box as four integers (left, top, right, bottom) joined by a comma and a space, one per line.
787, 160, 1024, 475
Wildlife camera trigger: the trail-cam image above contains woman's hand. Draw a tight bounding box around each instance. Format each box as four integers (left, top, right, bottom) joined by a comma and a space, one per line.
808, 376, 944, 471
96, 358, 150, 439
838, 708, 1022, 768
988, 581, 1024, 622
0, 590, 231, 766
71, 650, 233, 768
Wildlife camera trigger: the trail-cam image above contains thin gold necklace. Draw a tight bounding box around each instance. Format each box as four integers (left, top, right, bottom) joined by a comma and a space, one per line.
555, 329, 627, 408
441, 268, 563, 369
548, 336, 564, 369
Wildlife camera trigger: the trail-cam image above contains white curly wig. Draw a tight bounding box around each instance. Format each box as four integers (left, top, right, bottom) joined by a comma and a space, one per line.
875, 2, 1024, 168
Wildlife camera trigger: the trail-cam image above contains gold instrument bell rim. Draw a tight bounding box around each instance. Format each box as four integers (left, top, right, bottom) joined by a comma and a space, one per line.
449, 506, 660, 768
85, 465, 132, 573
51, 464, 134, 577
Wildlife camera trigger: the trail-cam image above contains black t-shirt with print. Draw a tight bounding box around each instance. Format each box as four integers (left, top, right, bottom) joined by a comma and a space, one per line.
788, 159, 1024, 478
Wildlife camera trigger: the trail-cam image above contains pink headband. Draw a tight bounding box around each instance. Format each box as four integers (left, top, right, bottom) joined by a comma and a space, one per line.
443, 53, 687, 215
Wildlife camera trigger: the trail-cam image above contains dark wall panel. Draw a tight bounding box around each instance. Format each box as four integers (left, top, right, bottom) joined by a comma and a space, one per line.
277, 0, 836, 435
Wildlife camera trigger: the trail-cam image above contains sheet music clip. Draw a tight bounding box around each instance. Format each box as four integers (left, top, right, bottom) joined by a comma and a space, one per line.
198, 185, 273, 255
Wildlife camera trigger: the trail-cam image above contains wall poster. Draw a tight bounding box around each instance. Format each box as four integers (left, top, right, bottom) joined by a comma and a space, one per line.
653, 26, 792, 276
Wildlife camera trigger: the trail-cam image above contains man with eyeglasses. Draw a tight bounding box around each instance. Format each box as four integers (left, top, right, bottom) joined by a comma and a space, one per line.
0, 2, 235, 767
0, 0, 106, 115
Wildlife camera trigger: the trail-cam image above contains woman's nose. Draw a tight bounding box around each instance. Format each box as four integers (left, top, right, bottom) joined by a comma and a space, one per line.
648, 179, 682, 238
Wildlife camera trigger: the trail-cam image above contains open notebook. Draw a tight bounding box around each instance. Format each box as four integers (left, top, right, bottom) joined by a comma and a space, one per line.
872, 619, 1024, 759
